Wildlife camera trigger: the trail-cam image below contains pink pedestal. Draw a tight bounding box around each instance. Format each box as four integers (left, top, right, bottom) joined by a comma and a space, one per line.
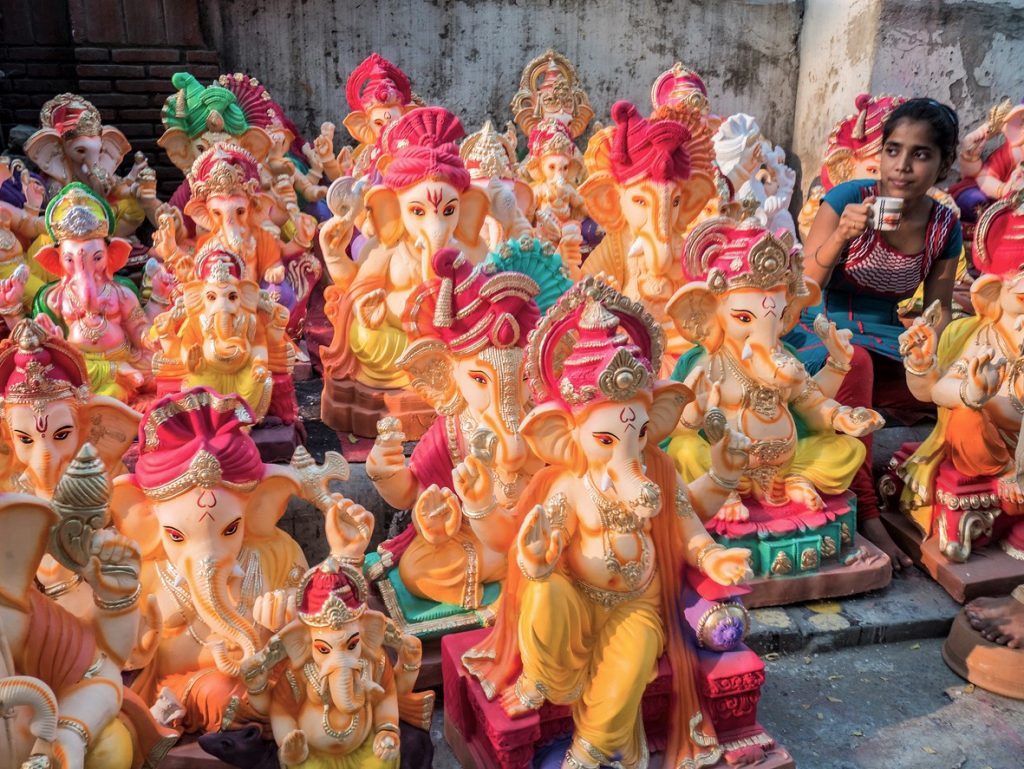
442, 628, 792, 769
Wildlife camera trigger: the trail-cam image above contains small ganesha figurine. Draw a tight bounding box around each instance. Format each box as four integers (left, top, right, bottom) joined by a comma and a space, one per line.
954, 98, 1024, 230
458, 277, 753, 768
893, 191, 1024, 567
150, 246, 296, 425
243, 557, 422, 769
27, 183, 155, 401
365, 247, 542, 622
664, 218, 887, 590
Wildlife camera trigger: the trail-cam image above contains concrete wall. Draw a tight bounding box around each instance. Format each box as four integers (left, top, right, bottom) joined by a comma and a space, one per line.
199, 0, 803, 152
793, 0, 1024, 195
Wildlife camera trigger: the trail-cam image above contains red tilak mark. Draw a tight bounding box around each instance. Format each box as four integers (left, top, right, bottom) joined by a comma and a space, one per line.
619, 407, 637, 430
196, 490, 217, 522
425, 187, 443, 212
35, 413, 49, 436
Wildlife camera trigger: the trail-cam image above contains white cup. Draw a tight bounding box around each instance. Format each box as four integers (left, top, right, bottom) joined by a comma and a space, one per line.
868, 196, 904, 231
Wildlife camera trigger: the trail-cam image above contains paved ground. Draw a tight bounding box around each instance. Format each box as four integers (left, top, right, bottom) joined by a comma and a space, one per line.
430, 639, 1024, 768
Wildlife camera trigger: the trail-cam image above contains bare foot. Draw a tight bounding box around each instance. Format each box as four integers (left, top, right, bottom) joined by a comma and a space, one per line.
860, 517, 913, 572
965, 595, 1024, 648
715, 494, 750, 523
784, 477, 824, 511
499, 677, 543, 718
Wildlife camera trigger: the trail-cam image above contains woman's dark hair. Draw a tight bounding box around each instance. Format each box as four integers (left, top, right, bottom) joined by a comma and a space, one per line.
881, 98, 960, 179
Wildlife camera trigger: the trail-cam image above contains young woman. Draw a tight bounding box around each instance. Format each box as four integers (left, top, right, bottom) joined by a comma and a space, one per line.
788, 98, 963, 570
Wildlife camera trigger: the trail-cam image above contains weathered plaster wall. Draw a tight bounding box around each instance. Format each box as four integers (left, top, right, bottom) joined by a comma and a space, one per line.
199, 0, 803, 150
793, 0, 1024, 195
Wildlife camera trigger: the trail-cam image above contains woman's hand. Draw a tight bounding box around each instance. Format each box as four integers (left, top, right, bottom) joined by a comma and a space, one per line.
836, 198, 874, 242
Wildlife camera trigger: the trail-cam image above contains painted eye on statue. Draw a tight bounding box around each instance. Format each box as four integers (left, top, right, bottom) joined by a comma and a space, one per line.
235, 207, 246, 217
672, 196, 681, 208
443, 204, 456, 217
222, 517, 242, 537
14, 432, 32, 445
469, 370, 489, 385
314, 640, 332, 655
732, 312, 754, 324
53, 426, 73, 441
592, 432, 617, 447
206, 291, 217, 302
631, 196, 647, 207
228, 292, 239, 302
164, 527, 185, 543
639, 422, 649, 438
410, 206, 426, 217
347, 633, 361, 651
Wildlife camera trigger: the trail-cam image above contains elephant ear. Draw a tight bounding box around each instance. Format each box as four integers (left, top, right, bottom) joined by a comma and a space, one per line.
110, 476, 164, 560
183, 197, 214, 233
245, 464, 301, 538
677, 174, 717, 231
236, 127, 273, 164
0, 421, 18, 484
781, 277, 822, 334
395, 339, 464, 415
971, 274, 1004, 320
648, 381, 694, 444
365, 186, 404, 247
24, 129, 72, 185
360, 610, 388, 658
0, 494, 58, 609
240, 280, 261, 311
453, 186, 490, 248
277, 619, 312, 668
578, 171, 624, 231
512, 180, 534, 218
521, 402, 584, 475
106, 238, 133, 275
80, 395, 141, 474
158, 128, 197, 172
34, 244, 63, 277
342, 111, 374, 146
665, 283, 724, 353
182, 280, 204, 316
98, 127, 131, 175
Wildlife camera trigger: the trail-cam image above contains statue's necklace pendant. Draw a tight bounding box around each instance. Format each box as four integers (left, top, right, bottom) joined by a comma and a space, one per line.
720, 352, 781, 419
583, 473, 649, 589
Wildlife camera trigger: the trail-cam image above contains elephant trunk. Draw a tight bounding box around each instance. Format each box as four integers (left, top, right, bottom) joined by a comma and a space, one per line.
618, 459, 662, 519
222, 223, 256, 262
186, 556, 259, 677
327, 663, 364, 714
69, 268, 101, 314
211, 311, 247, 361
743, 340, 803, 389
0, 676, 59, 742
635, 235, 674, 302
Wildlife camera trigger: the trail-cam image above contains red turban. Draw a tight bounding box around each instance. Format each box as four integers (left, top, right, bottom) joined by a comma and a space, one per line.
381, 107, 471, 192
609, 101, 692, 185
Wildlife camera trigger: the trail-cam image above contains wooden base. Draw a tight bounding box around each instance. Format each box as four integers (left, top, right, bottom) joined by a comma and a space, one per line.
742, 535, 892, 608
943, 611, 1024, 700
884, 511, 1024, 603
321, 377, 435, 440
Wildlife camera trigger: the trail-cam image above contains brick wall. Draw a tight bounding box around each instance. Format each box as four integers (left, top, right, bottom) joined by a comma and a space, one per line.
1, 0, 222, 196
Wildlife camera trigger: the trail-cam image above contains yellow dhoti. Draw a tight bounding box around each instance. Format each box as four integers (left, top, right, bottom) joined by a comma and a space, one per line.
348, 318, 409, 389
294, 736, 398, 769
518, 572, 663, 766
186, 368, 273, 420
83, 346, 134, 400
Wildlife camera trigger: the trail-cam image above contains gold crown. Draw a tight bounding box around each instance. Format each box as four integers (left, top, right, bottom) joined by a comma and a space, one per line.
141, 449, 259, 501
40, 94, 102, 138
0, 319, 88, 412
460, 121, 517, 179
297, 558, 368, 629
47, 186, 112, 242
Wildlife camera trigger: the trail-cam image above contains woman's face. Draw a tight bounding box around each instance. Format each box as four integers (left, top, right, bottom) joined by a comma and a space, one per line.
879, 119, 944, 201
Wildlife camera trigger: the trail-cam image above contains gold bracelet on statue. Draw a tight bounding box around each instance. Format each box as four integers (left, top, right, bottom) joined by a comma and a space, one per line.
246, 679, 269, 696
58, 718, 91, 748
825, 357, 852, 374
513, 676, 545, 711
93, 583, 142, 612
462, 499, 497, 520
517, 554, 555, 582
708, 467, 739, 491
905, 355, 937, 376
959, 377, 985, 410
375, 722, 400, 734
366, 467, 400, 483
695, 540, 726, 574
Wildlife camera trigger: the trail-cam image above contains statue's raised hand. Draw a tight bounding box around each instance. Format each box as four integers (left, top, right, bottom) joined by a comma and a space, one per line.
813, 314, 854, 370
898, 312, 938, 372
702, 544, 753, 586
323, 494, 374, 555
516, 505, 563, 580
252, 588, 297, 632
452, 454, 495, 517
413, 484, 461, 545
84, 529, 142, 607
263, 262, 286, 284
0, 263, 28, 313
312, 122, 336, 165
367, 417, 406, 484
708, 424, 751, 485
151, 212, 180, 263
963, 346, 1006, 407
185, 343, 204, 372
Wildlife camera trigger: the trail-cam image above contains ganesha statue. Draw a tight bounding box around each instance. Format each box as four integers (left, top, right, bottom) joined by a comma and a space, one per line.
713, 114, 765, 197
110, 388, 318, 735
460, 121, 534, 251
510, 49, 593, 145
663, 218, 891, 600
150, 247, 297, 428
890, 191, 1024, 586
25, 93, 154, 242
579, 101, 716, 372
0, 318, 140, 611
0, 445, 175, 769
739, 143, 797, 239
454, 277, 760, 768
319, 107, 489, 438
954, 98, 1024, 232
363, 247, 542, 633
16, 184, 156, 401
